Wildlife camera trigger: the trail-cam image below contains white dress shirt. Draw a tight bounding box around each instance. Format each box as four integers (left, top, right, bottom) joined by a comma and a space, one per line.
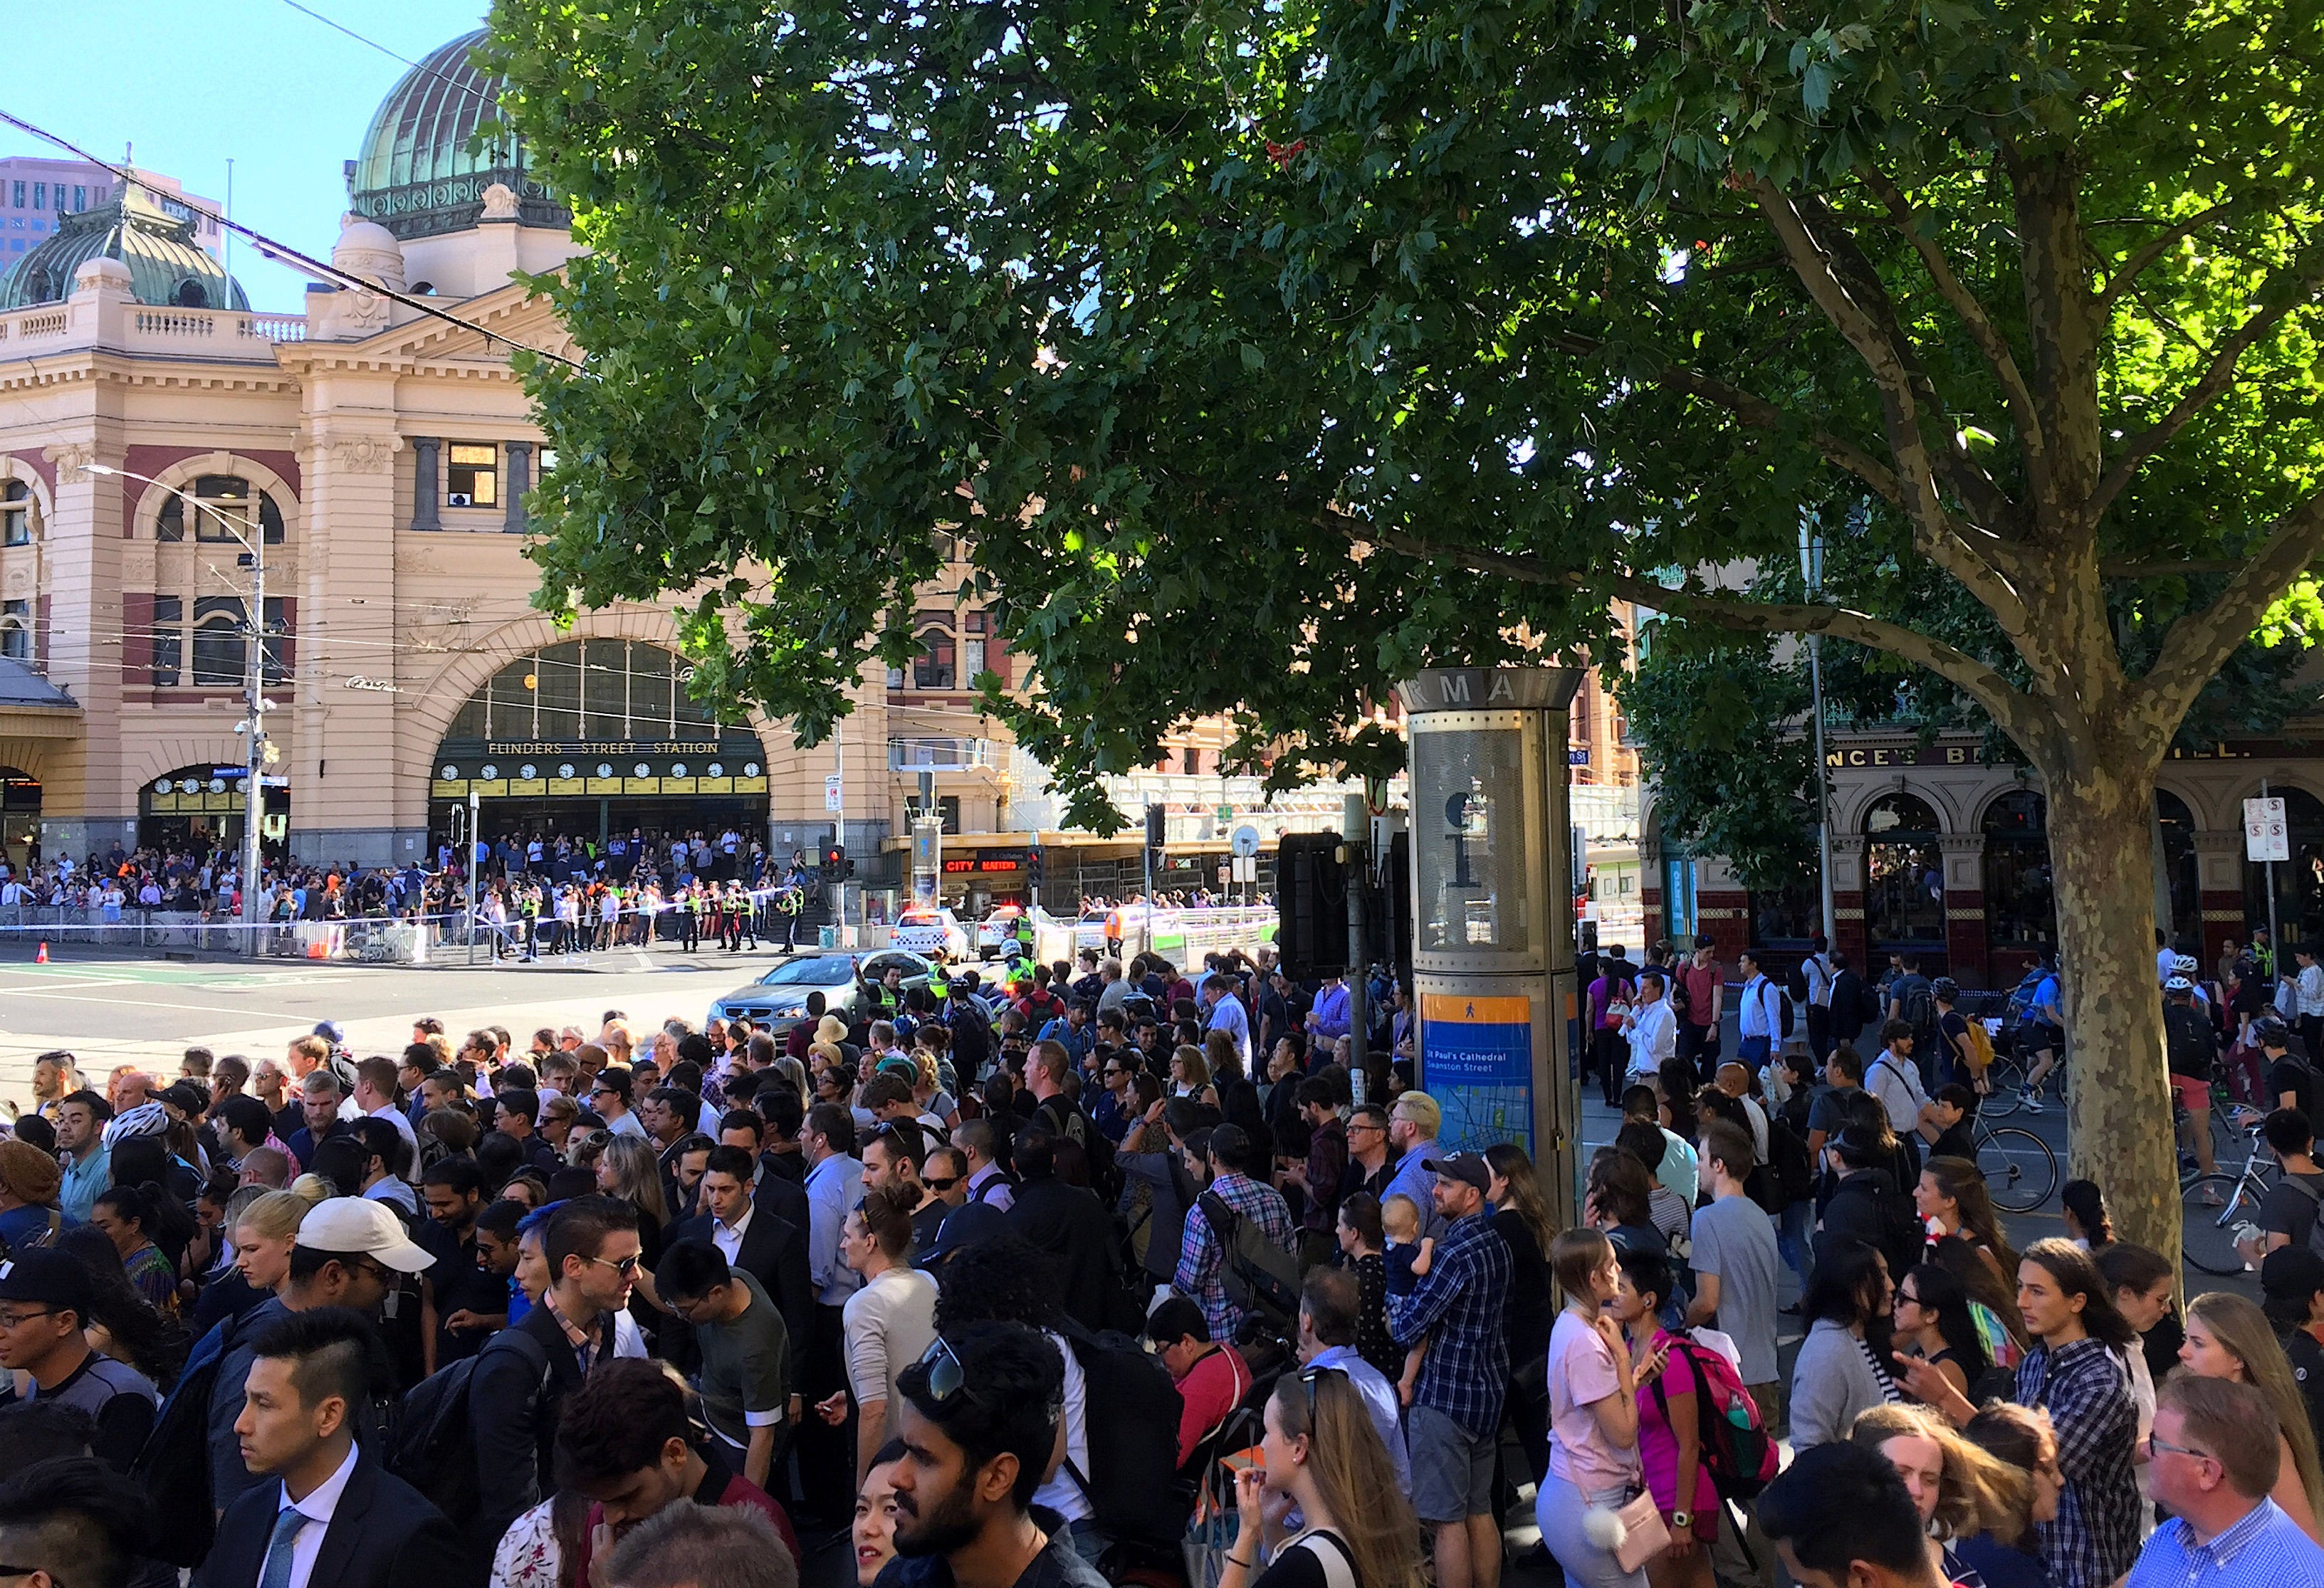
1626, 997, 1677, 1078
712, 1202, 755, 1264
261, 1439, 360, 1588
1737, 974, 1782, 1044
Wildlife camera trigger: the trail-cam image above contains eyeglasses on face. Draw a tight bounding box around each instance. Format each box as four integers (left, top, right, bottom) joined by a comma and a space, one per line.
2147, 1433, 2214, 1463
0, 1308, 58, 1330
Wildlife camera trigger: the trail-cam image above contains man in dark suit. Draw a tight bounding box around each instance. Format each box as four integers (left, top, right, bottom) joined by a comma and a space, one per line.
202, 1308, 465, 1588
1004, 1126, 1124, 1333
1828, 949, 1869, 1056
656, 1146, 813, 1399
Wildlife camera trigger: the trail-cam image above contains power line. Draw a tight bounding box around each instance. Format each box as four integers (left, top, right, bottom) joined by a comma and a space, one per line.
276, 0, 498, 109
0, 108, 586, 372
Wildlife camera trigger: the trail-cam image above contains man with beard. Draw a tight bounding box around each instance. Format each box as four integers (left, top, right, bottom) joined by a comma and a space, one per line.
872, 1322, 1108, 1588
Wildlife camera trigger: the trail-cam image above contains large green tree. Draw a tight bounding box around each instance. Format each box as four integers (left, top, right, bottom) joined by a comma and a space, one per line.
486, 0, 2324, 1259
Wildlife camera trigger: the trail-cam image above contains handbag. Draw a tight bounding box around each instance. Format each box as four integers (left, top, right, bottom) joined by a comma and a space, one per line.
1613, 1488, 1672, 1574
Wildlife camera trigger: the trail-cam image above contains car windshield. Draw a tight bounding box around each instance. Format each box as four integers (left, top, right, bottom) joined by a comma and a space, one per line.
755, 957, 852, 987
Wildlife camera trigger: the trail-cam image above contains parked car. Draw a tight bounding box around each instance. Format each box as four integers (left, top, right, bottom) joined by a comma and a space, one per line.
708, 949, 932, 1036
889, 905, 971, 959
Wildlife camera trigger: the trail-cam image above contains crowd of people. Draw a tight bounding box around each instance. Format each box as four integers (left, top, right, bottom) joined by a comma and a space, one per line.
4, 934, 2324, 1588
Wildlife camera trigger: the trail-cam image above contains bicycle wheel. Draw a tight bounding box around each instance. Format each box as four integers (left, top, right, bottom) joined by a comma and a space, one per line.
2180, 1174, 2254, 1276
1977, 1124, 2060, 1214
1979, 1060, 2024, 1118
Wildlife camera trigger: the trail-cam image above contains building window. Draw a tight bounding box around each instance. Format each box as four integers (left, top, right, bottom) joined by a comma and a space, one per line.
0, 601, 27, 662
1982, 791, 2056, 950
2, 480, 29, 546
191, 598, 248, 687
151, 596, 183, 685
31, 184, 43, 211
962, 637, 985, 678
1182, 745, 1200, 775
71, 186, 85, 212
157, 476, 285, 545
9, 183, 21, 208
913, 629, 955, 690
1863, 792, 1946, 950
446, 443, 498, 508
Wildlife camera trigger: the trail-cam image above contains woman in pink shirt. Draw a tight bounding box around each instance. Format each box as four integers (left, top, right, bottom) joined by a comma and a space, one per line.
1540, 1228, 1660, 1588
1613, 1247, 1716, 1588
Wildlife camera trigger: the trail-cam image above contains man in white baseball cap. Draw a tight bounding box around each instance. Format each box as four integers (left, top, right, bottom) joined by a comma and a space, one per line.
207, 1198, 435, 1513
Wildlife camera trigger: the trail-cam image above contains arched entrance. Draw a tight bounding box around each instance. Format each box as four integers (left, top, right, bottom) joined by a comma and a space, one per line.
1864, 791, 1946, 972
0, 767, 38, 871
141, 765, 287, 860
2246, 786, 2324, 950
428, 640, 770, 878
1982, 790, 2053, 985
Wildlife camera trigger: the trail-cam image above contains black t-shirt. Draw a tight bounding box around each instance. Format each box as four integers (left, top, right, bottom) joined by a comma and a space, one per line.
1939, 1010, 1974, 1088
1927, 1120, 1977, 1162
2260, 1168, 2324, 1246
2268, 1055, 2318, 1120
419, 1223, 507, 1364
1252, 1533, 1356, 1588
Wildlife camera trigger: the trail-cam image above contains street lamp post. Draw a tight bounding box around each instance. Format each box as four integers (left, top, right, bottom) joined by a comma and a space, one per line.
1800, 525, 1837, 945
88, 466, 272, 956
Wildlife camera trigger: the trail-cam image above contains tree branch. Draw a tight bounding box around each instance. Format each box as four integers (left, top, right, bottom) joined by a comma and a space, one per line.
1860, 163, 2049, 495
1329, 512, 2041, 740
2089, 253, 2324, 521
2095, 201, 2241, 313
1543, 333, 1904, 507
2136, 491, 2324, 730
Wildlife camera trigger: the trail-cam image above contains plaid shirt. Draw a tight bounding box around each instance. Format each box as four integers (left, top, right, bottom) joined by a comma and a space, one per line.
2019, 1337, 2141, 1588
1176, 1170, 1297, 1342
1385, 1208, 1512, 1436
2129, 1499, 2324, 1588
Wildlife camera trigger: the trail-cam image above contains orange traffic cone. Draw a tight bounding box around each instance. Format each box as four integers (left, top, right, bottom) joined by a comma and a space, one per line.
34, 940, 47, 964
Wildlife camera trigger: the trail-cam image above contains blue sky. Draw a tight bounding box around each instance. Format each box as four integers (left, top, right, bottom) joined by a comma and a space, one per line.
4, 0, 493, 311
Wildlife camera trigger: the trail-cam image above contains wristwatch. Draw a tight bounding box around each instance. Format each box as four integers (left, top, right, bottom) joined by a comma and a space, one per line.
1671, 1511, 1694, 1530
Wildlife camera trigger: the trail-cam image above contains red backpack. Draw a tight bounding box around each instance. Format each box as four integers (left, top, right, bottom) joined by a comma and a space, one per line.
1650, 1335, 1779, 1500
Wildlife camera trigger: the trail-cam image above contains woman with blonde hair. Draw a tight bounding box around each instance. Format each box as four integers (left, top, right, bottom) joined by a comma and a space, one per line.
229, 1188, 316, 1298
1172, 1044, 1218, 1105
1959, 1402, 2068, 1588
1851, 1403, 2032, 1585
1218, 1367, 1426, 1588
1204, 1029, 1245, 1088
2180, 1291, 2324, 1540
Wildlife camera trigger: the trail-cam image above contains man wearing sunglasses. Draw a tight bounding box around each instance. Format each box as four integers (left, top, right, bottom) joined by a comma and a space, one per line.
206, 1197, 436, 1514
881, 1324, 1109, 1588
472, 1195, 641, 1552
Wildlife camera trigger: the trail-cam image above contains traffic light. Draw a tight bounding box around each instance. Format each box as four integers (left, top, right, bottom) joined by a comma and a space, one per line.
1027, 846, 1045, 885
1276, 832, 1346, 979
1144, 803, 1166, 851
824, 843, 848, 878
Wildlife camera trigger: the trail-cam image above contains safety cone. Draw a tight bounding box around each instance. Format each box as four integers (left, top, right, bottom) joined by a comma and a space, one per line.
34, 940, 47, 964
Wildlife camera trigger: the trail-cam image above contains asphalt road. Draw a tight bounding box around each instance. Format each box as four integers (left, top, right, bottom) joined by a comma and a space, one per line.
0, 937, 793, 1115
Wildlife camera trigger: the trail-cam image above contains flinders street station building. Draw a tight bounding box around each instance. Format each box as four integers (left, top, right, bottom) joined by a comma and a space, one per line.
0, 31, 917, 877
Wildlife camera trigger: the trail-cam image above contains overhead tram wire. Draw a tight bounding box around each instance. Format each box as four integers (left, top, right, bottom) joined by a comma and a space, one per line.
275, 0, 499, 108
0, 109, 587, 373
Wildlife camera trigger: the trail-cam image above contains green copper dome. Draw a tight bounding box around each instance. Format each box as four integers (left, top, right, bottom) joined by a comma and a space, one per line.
0, 185, 248, 311
345, 29, 569, 241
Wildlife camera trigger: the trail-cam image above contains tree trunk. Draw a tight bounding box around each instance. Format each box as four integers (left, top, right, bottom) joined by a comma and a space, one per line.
2042, 767, 2178, 1269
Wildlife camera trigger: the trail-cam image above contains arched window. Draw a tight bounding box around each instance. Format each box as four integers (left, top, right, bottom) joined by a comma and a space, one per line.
189, 598, 247, 686
913, 628, 956, 690
173, 279, 208, 308
1982, 791, 2054, 950
2247, 786, 2324, 949
1863, 792, 1944, 950
442, 641, 738, 742
157, 475, 286, 545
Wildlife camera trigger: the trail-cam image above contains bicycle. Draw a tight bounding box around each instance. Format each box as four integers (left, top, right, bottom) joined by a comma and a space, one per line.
2181, 1118, 2282, 1276
1974, 1115, 2059, 1214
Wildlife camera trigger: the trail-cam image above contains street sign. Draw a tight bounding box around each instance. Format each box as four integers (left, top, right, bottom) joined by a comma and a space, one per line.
825, 774, 844, 814
1215, 804, 1234, 824
1232, 855, 1257, 883
1568, 747, 1590, 765
2246, 796, 2290, 862
1231, 824, 1261, 858
1216, 863, 1232, 888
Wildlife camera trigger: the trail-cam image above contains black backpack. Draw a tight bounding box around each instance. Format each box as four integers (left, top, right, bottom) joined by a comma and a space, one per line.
384, 1326, 551, 1528
1198, 1190, 1302, 1330
1763, 1116, 1816, 1209
1785, 960, 1812, 1006
1056, 1320, 1193, 1547
1778, 989, 1796, 1039
1902, 980, 1940, 1053
131, 1301, 274, 1567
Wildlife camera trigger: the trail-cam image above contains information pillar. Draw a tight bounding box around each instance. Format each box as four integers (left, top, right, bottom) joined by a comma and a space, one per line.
1398, 666, 1586, 1229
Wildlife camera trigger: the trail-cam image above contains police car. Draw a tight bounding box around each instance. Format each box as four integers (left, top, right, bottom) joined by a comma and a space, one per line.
889, 905, 971, 958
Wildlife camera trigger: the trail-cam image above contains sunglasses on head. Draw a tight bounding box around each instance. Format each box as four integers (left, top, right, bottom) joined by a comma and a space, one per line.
915, 1335, 991, 1409
1298, 1362, 1347, 1420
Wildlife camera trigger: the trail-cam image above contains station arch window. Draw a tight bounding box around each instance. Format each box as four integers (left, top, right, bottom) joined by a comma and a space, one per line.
1863, 791, 1945, 954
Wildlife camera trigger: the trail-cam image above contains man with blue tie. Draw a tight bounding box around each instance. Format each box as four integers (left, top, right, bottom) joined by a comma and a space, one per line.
203, 1308, 464, 1588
